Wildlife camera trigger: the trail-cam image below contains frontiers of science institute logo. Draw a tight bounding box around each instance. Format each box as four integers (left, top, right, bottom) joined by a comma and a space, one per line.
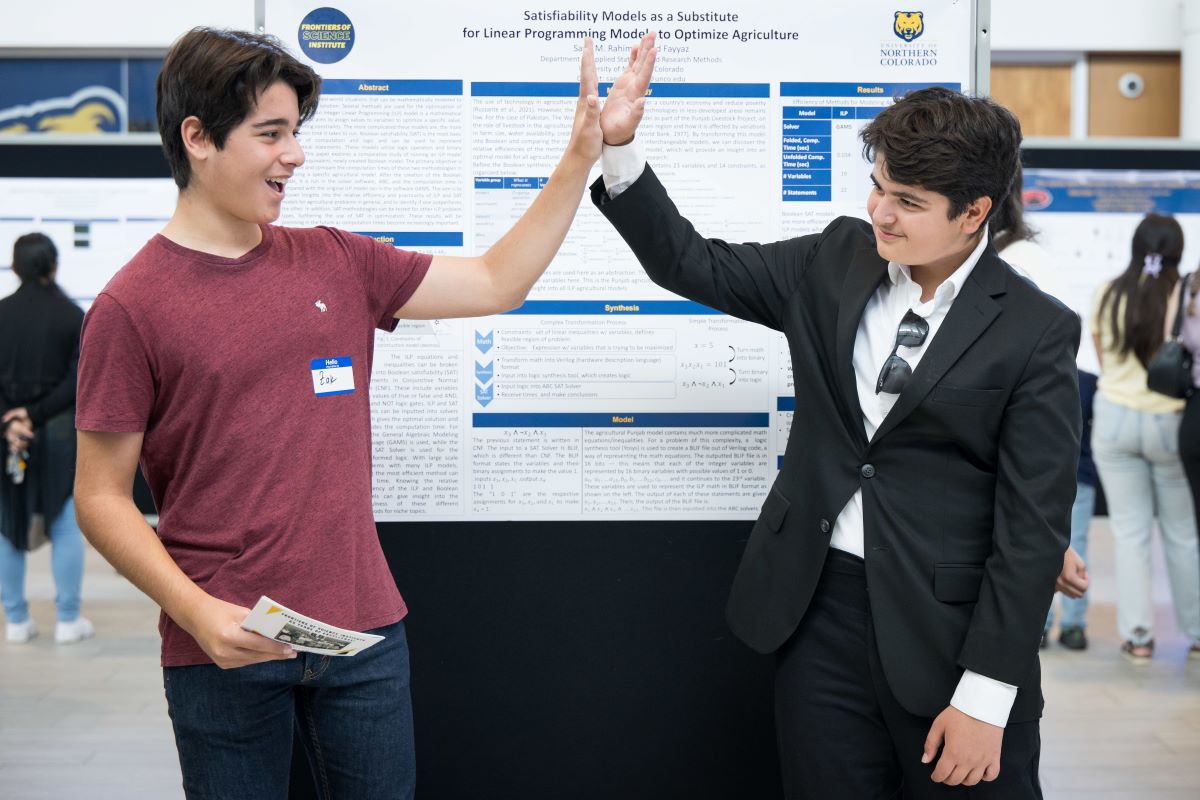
893, 11, 924, 42
881, 10, 936, 67
298, 7, 355, 64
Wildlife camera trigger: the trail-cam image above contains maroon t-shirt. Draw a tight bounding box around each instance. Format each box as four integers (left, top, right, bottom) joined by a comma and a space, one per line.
76, 225, 430, 666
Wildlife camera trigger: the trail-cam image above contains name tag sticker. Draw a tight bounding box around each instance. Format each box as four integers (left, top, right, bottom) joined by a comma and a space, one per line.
311, 356, 355, 396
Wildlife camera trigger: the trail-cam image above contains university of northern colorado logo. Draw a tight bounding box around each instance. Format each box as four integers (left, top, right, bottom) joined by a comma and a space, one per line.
894, 11, 924, 42
881, 10, 936, 67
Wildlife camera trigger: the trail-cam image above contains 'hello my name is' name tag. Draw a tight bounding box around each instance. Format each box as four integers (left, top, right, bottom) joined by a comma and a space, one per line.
311, 356, 355, 396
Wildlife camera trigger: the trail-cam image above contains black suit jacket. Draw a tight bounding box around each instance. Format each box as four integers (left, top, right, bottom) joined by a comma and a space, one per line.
592, 166, 1081, 722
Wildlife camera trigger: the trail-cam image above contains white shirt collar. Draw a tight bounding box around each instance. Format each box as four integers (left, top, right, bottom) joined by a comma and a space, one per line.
886, 230, 990, 305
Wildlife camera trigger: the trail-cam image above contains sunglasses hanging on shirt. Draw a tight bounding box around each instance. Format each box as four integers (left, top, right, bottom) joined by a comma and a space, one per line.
875, 309, 930, 395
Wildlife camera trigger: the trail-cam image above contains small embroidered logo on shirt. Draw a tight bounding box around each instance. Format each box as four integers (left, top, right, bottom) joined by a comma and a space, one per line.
314, 300, 327, 313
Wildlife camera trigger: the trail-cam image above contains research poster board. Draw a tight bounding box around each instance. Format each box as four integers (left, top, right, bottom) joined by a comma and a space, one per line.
7, 147, 1200, 521
0, 174, 175, 306
262, 0, 980, 521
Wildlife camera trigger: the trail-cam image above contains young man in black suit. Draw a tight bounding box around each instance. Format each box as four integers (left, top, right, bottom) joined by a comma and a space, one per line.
595, 34, 1082, 799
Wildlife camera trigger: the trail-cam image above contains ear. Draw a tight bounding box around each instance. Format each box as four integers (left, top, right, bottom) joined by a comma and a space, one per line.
916, 12, 923, 20
179, 116, 214, 167
895, 11, 902, 18
958, 196, 993, 236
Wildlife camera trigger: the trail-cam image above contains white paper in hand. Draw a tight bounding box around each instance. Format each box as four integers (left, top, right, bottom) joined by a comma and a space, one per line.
240, 596, 384, 656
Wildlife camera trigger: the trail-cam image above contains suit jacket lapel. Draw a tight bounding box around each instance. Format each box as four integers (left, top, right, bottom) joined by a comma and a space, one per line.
870, 249, 1007, 444
836, 246, 889, 447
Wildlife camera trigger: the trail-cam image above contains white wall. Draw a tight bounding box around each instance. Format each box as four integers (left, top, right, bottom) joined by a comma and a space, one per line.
991, 0, 1183, 52
0, 0, 252, 49
0, 0, 1188, 52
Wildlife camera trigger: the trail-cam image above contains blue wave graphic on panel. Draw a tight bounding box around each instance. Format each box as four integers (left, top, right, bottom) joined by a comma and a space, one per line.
0, 86, 126, 133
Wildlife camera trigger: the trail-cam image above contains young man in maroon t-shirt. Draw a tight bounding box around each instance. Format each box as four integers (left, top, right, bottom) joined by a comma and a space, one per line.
73, 27, 655, 798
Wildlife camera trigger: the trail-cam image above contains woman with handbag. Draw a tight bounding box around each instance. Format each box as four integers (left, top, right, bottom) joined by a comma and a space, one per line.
0, 232, 92, 645
1091, 213, 1200, 663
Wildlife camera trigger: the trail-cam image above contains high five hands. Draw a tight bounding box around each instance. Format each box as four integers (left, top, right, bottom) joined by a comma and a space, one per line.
600, 32, 657, 146
567, 33, 658, 163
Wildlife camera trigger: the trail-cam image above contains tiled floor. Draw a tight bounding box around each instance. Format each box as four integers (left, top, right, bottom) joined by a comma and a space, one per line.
0, 540, 180, 799
1, 521, 1198, 799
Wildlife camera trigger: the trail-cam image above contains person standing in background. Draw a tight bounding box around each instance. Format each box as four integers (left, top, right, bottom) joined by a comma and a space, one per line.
1165, 267, 1200, 661
991, 168, 1069, 304
0, 232, 93, 645
991, 181, 1093, 650
1041, 370, 1097, 650
1091, 214, 1200, 663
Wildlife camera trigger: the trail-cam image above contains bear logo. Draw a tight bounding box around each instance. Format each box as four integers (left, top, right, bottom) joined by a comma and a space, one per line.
894, 11, 924, 42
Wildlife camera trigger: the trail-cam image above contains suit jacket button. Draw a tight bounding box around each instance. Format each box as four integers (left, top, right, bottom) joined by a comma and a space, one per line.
861, 464, 876, 478
819, 519, 831, 533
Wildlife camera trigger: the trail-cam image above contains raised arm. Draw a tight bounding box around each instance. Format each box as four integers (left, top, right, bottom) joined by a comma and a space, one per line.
394, 40, 605, 320
600, 32, 657, 146
75, 430, 296, 668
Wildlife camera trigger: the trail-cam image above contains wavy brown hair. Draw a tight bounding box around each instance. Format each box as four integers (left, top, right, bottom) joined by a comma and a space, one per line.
157, 28, 321, 189
861, 87, 1022, 230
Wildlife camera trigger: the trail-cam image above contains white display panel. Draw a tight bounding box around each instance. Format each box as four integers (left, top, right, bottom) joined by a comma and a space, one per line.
260, 0, 978, 521
0, 177, 176, 307
1023, 167, 1200, 375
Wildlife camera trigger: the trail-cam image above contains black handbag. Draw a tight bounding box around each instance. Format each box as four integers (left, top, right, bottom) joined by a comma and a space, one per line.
1147, 275, 1195, 399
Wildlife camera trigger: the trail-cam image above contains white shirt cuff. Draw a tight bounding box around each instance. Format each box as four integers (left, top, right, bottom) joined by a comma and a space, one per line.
601, 138, 646, 198
949, 670, 1018, 728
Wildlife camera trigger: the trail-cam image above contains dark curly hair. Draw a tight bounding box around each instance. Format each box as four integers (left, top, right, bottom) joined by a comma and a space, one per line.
861, 86, 1023, 229
157, 27, 321, 190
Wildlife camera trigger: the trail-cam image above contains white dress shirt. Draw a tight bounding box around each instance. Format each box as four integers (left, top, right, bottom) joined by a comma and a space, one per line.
601, 140, 1018, 728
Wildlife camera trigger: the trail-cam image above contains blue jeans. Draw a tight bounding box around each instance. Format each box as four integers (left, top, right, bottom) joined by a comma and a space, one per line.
163, 619, 415, 800
0, 497, 85, 623
1091, 395, 1200, 645
1045, 482, 1094, 631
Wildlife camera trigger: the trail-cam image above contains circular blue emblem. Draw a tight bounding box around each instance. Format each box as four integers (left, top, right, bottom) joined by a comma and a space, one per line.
298, 7, 355, 64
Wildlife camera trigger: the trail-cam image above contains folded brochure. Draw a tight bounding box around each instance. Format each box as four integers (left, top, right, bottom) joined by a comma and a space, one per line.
241, 596, 384, 656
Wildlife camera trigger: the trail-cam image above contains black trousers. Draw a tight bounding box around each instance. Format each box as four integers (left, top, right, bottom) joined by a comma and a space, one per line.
774, 549, 1043, 800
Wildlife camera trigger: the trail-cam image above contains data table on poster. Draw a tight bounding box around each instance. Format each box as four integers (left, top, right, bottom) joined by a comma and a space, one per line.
778, 82, 956, 207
